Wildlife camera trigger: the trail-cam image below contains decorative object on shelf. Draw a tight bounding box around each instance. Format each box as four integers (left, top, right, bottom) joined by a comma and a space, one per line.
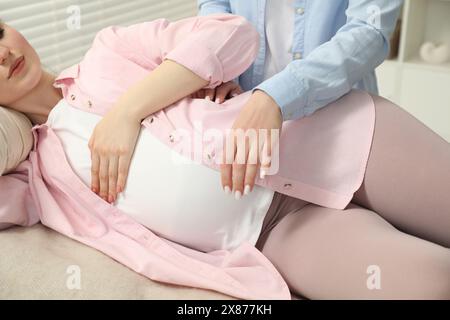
419, 42, 450, 64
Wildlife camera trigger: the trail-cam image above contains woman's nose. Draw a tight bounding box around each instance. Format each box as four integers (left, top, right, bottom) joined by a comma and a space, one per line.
0, 46, 10, 64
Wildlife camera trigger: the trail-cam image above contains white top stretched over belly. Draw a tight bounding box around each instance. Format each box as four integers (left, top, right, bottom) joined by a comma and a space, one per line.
46, 99, 275, 252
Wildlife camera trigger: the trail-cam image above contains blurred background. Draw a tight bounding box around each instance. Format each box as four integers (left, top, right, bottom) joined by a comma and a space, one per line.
2, 0, 198, 73
2, 0, 449, 141
376, 0, 450, 142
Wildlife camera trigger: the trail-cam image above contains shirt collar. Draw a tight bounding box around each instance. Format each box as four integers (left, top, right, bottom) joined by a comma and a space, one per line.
53, 64, 80, 88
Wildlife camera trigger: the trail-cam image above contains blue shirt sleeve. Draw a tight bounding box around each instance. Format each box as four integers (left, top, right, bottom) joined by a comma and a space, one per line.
198, 0, 232, 15
255, 0, 403, 122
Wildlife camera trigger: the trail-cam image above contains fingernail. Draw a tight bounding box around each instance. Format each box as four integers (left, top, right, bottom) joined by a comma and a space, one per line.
232, 93, 239, 97
224, 186, 231, 194
116, 186, 122, 193
108, 195, 113, 203
102, 196, 107, 201
91, 187, 97, 193
244, 185, 251, 195
235, 190, 242, 200
215, 98, 220, 103
205, 96, 211, 101
260, 169, 266, 179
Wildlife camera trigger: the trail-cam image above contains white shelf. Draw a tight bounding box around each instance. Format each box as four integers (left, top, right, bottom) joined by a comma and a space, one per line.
405, 56, 450, 73
399, 0, 450, 66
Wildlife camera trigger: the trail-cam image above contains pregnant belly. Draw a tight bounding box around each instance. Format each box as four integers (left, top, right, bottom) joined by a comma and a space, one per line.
47, 100, 275, 252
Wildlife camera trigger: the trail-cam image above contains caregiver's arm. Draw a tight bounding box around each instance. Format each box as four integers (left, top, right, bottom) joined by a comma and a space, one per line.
255, 0, 403, 121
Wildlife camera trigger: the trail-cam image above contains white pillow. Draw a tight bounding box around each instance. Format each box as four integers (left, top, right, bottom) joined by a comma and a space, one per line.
0, 106, 34, 175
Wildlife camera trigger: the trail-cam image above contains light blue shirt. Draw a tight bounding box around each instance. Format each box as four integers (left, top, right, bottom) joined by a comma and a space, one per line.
198, 0, 403, 121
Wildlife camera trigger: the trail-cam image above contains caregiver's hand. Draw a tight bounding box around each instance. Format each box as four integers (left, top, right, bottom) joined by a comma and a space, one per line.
190, 81, 243, 103
88, 105, 141, 203
221, 90, 282, 199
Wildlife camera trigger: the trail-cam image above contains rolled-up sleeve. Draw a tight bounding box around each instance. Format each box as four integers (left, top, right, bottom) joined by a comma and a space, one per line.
97, 14, 259, 89
255, 0, 403, 121
163, 14, 259, 88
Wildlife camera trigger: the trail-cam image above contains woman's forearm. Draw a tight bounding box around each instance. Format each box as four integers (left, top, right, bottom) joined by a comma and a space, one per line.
115, 59, 209, 122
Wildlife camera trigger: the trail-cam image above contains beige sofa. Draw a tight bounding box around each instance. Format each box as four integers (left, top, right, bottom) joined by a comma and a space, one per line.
0, 107, 230, 299
0, 107, 300, 300
0, 223, 237, 299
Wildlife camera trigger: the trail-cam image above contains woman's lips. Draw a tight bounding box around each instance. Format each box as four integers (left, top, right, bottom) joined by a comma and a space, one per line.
8, 56, 25, 79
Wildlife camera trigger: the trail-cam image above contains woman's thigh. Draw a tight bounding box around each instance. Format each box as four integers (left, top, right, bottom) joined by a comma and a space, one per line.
259, 202, 450, 299
352, 95, 450, 248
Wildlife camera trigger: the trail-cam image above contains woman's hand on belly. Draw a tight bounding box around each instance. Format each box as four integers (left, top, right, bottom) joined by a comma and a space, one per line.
88, 104, 142, 203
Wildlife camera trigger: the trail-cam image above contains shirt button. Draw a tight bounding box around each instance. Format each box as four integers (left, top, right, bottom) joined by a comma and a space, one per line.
294, 52, 302, 60
149, 116, 155, 123
70, 94, 76, 101
296, 7, 305, 15
169, 133, 175, 143
87, 100, 92, 108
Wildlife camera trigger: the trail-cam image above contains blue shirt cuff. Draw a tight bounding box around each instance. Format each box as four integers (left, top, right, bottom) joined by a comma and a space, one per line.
253, 67, 309, 122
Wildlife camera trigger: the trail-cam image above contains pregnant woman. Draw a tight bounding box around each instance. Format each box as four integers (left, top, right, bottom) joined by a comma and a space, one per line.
1, 13, 449, 299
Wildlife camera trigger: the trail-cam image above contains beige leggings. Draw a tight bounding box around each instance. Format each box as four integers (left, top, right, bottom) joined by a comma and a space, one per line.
255, 96, 450, 299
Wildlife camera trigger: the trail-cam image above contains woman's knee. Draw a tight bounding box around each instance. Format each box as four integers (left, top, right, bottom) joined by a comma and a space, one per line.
259, 202, 450, 299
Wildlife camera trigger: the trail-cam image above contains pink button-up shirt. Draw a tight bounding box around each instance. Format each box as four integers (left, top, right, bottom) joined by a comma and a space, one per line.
53, 13, 375, 209
0, 13, 375, 299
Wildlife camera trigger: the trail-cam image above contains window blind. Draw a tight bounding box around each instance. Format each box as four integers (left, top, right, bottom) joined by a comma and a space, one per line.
2, 0, 198, 73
